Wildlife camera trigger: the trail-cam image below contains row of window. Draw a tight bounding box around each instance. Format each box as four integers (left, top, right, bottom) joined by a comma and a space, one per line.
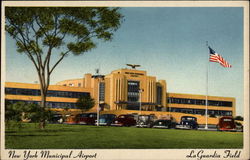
124, 105, 232, 116
6, 100, 78, 109
127, 81, 140, 102
127, 82, 139, 86
127, 92, 140, 96
167, 97, 232, 107
156, 86, 162, 105
168, 107, 232, 116
5, 88, 89, 99
126, 105, 140, 110
128, 81, 140, 92
126, 105, 162, 111
99, 82, 105, 101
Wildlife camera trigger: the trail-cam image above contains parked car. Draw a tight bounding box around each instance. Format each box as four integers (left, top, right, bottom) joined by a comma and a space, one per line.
152, 119, 176, 129
75, 113, 97, 125
176, 116, 198, 129
95, 114, 117, 126
136, 114, 158, 128
217, 116, 236, 131
49, 113, 63, 124
111, 114, 137, 127
64, 115, 77, 124
235, 121, 243, 132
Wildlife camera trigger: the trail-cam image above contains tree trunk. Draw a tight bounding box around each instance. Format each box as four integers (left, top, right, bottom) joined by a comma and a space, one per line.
39, 91, 46, 129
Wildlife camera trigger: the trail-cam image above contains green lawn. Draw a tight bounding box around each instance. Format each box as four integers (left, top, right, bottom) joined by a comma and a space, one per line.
5, 123, 243, 149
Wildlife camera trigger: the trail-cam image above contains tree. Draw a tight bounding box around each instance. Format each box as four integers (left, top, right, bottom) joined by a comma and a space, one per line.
5, 101, 26, 123
5, 102, 54, 128
76, 95, 95, 113
5, 7, 123, 129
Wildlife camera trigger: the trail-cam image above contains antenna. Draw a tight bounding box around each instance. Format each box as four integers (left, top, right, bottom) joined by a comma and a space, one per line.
95, 68, 100, 75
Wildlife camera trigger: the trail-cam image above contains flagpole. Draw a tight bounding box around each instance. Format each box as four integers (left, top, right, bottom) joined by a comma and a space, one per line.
205, 41, 209, 130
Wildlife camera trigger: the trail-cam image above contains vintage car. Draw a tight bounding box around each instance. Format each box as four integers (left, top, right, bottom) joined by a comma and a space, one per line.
217, 116, 236, 131
152, 119, 176, 129
63, 115, 77, 124
75, 113, 97, 125
95, 114, 117, 126
235, 121, 243, 132
49, 113, 63, 124
136, 114, 158, 128
176, 116, 199, 129
111, 114, 137, 127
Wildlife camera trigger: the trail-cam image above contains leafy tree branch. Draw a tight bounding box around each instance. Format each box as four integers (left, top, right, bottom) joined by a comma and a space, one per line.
5, 7, 123, 129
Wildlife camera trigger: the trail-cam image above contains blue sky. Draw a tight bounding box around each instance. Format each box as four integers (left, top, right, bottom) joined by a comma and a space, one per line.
6, 7, 244, 116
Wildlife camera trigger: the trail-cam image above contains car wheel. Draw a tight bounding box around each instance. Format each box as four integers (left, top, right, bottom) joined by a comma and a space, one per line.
139, 122, 144, 128
216, 125, 220, 131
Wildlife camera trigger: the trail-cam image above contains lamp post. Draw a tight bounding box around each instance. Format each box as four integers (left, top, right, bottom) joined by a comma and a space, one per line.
92, 70, 105, 127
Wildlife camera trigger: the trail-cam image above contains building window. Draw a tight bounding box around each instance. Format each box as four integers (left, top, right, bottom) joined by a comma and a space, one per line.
6, 100, 78, 109
169, 107, 232, 116
127, 81, 140, 102
99, 82, 105, 101
156, 86, 162, 105
5, 87, 89, 98
167, 97, 232, 107
126, 105, 139, 110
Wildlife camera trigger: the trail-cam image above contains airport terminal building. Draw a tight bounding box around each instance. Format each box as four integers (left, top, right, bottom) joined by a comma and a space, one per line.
5, 67, 235, 124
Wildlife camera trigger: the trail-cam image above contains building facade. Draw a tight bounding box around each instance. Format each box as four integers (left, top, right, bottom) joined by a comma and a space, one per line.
5, 82, 92, 112
5, 68, 235, 124
57, 68, 166, 112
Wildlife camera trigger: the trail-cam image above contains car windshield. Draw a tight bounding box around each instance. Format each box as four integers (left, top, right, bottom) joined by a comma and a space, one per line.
53, 114, 62, 117
100, 114, 108, 118
139, 116, 149, 121
78, 114, 88, 118
100, 114, 115, 118
223, 119, 232, 122
156, 120, 170, 124
89, 114, 97, 118
182, 117, 196, 121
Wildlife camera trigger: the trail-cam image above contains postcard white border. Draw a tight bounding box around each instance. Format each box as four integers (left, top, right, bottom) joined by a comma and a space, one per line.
1, 1, 249, 160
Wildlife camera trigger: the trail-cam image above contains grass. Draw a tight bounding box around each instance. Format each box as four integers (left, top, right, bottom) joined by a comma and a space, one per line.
5, 123, 243, 149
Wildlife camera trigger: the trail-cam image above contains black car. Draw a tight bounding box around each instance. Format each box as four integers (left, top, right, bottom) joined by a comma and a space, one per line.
152, 119, 176, 129
176, 116, 198, 129
111, 114, 137, 127
49, 114, 63, 124
136, 114, 157, 128
235, 121, 243, 132
96, 114, 116, 126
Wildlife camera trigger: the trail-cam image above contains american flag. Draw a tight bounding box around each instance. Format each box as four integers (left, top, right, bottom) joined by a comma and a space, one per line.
208, 47, 232, 68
